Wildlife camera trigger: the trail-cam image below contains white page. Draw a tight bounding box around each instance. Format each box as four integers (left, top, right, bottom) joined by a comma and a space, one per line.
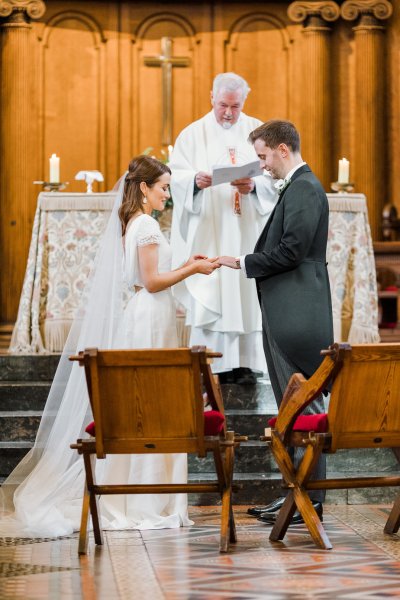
211, 160, 263, 186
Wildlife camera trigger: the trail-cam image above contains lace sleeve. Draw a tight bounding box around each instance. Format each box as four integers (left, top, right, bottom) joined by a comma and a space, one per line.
137, 233, 161, 246
136, 216, 162, 246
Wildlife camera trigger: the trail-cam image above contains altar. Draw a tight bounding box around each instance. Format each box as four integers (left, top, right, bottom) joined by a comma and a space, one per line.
10, 192, 117, 353
9, 191, 380, 354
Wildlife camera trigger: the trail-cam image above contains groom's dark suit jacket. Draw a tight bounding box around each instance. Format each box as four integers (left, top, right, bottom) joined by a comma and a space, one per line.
245, 164, 333, 379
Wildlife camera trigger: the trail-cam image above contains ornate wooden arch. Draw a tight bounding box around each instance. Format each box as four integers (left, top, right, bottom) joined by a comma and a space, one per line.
133, 12, 198, 49
39, 10, 106, 49
226, 12, 293, 51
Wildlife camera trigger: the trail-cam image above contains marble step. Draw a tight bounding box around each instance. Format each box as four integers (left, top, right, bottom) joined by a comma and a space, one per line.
188, 444, 400, 475
0, 411, 42, 443
188, 471, 400, 506
0, 382, 51, 410
0, 354, 60, 381
0, 441, 33, 476
0, 379, 275, 412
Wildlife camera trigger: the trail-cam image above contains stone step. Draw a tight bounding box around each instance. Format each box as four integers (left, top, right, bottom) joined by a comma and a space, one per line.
0, 354, 60, 381
0, 379, 272, 411
225, 410, 272, 439
0, 411, 42, 442
188, 444, 400, 475
0, 441, 33, 477
219, 380, 276, 410
0, 382, 51, 410
188, 471, 400, 506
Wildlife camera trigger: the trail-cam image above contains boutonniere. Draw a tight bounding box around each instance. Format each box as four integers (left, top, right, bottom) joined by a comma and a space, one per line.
274, 178, 291, 194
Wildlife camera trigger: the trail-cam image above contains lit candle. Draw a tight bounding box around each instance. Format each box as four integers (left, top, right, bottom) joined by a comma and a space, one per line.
49, 154, 60, 183
168, 145, 173, 161
338, 158, 349, 184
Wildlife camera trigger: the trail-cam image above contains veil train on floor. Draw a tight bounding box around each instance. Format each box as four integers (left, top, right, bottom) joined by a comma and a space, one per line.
0, 176, 126, 537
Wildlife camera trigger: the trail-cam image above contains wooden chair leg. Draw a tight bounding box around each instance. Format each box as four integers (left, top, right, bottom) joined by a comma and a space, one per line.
81, 451, 103, 552
87, 454, 103, 546
293, 488, 332, 550
269, 432, 332, 549
217, 433, 236, 552
269, 493, 297, 542
229, 502, 237, 544
224, 436, 237, 544
78, 481, 91, 555
384, 493, 400, 534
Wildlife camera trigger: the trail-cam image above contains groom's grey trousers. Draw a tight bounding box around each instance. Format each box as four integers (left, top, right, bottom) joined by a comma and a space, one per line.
262, 315, 326, 504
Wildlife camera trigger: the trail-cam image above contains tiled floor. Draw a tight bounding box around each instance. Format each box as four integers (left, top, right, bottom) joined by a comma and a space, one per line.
0, 505, 399, 599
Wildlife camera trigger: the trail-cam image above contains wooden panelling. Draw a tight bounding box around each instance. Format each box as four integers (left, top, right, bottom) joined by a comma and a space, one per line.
224, 12, 293, 123
1, 0, 399, 322
39, 11, 107, 192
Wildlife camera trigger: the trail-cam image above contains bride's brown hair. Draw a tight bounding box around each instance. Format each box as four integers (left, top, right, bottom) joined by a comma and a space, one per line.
118, 155, 171, 236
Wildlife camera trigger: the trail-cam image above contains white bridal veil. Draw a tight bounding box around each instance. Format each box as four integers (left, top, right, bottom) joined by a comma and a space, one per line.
0, 176, 126, 537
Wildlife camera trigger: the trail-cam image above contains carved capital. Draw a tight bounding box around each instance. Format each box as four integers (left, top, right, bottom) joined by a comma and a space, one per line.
341, 0, 393, 22
288, 1, 340, 24
0, 0, 45, 21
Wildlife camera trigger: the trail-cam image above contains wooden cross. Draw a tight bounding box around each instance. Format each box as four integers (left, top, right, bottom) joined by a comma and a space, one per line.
144, 37, 191, 146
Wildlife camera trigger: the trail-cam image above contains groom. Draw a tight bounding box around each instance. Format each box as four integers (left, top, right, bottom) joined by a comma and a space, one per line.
218, 119, 333, 524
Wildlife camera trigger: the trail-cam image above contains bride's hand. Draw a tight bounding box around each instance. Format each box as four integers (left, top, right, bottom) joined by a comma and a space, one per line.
195, 257, 220, 275
185, 254, 208, 265
184, 254, 208, 266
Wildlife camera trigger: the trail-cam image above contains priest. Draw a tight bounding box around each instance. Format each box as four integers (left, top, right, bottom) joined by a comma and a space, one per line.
169, 72, 277, 377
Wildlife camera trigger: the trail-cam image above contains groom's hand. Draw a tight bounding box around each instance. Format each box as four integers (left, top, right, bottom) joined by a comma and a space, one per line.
218, 256, 240, 269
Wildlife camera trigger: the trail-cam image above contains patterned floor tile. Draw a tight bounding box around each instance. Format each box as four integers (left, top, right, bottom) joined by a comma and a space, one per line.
0, 505, 399, 599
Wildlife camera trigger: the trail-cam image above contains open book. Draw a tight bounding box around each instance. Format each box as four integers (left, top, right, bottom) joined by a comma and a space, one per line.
211, 160, 262, 186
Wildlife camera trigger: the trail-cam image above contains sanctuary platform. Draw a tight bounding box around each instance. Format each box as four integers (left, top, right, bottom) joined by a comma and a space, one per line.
0, 505, 399, 599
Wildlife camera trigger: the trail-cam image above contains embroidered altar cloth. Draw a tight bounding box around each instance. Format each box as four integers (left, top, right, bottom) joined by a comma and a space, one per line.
326, 193, 380, 344
10, 193, 117, 353
10, 192, 380, 354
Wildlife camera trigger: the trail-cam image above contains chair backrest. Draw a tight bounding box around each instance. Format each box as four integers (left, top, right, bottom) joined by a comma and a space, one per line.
80, 347, 207, 458
328, 344, 400, 452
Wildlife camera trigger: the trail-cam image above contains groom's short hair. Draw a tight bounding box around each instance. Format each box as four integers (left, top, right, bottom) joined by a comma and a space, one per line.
248, 119, 300, 153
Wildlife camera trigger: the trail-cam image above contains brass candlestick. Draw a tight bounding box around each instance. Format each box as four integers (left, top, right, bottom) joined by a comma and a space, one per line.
330, 181, 355, 193
33, 181, 69, 192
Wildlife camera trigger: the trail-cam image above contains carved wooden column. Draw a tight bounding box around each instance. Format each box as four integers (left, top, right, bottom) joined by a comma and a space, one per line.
341, 0, 393, 240
288, 1, 340, 190
0, 0, 45, 324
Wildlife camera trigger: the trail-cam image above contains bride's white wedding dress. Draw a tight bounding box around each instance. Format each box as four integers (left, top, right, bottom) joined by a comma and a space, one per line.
0, 187, 192, 536
100, 213, 192, 529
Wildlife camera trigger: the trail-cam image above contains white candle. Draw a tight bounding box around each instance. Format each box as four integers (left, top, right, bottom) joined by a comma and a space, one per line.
168, 145, 173, 161
49, 154, 60, 183
338, 158, 349, 184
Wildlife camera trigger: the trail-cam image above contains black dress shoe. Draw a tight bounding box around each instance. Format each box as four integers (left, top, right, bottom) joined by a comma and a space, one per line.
247, 496, 286, 517
233, 367, 257, 385
257, 501, 323, 525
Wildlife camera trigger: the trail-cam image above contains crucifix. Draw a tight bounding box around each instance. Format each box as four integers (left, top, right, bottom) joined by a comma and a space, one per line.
144, 37, 191, 146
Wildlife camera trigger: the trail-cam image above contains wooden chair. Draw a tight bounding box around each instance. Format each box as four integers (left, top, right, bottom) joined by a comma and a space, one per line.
264, 343, 400, 550
70, 346, 239, 555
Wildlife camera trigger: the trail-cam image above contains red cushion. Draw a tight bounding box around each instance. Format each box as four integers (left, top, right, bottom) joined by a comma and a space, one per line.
268, 413, 328, 433
85, 410, 225, 438
85, 421, 96, 436
204, 410, 225, 436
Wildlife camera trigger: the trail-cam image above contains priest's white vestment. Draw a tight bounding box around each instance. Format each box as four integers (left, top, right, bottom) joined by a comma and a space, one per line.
169, 110, 277, 372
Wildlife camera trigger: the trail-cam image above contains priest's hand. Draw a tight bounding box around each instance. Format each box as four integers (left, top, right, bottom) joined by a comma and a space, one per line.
231, 177, 255, 194
195, 171, 212, 189
218, 256, 240, 269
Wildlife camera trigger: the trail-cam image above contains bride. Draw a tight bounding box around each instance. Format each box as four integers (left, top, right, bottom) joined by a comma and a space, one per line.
0, 155, 219, 537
